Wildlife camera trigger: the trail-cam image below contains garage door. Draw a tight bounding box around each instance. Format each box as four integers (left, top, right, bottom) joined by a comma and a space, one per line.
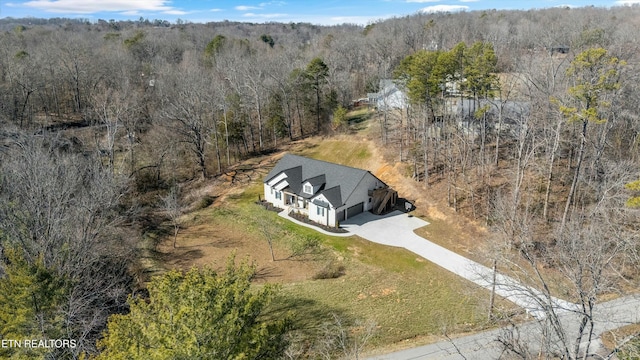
346, 202, 364, 219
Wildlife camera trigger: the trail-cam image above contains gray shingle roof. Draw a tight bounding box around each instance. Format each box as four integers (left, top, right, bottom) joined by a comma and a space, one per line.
264, 154, 381, 208
306, 174, 326, 187
317, 186, 342, 208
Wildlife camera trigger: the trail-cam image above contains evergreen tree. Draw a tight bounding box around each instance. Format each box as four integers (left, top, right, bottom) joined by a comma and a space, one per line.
266, 92, 288, 140
259, 34, 275, 48
556, 47, 625, 230
463, 41, 498, 99
0, 248, 67, 359
331, 105, 348, 132
304, 57, 330, 133
95, 259, 290, 360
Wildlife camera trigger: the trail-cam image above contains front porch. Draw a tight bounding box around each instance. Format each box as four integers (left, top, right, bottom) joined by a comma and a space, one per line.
285, 192, 309, 215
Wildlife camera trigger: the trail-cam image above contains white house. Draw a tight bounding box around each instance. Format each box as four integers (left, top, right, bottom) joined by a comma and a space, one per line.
263, 154, 392, 227
368, 79, 408, 111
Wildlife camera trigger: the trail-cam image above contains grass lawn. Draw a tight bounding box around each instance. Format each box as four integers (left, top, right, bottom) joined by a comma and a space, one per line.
293, 137, 371, 170
346, 107, 373, 132
601, 323, 640, 352
152, 137, 518, 355
167, 188, 512, 354
277, 238, 508, 353
414, 217, 577, 303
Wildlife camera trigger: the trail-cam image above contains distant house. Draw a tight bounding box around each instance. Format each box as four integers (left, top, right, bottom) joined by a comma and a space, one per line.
263, 154, 396, 227
445, 98, 530, 138
368, 79, 408, 110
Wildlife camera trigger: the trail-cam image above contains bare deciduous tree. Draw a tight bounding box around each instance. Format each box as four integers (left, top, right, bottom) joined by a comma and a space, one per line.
159, 63, 216, 180
0, 134, 134, 357
489, 176, 638, 360
253, 211, 279, 261
314, 314, 377, 360
161, 186, 182, 248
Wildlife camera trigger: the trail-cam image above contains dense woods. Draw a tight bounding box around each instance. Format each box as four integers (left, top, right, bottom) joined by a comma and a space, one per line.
1, 5, 640, 358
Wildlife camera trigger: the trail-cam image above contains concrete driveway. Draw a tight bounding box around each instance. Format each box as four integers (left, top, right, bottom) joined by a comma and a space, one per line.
341, 211, 576, 318
280, 209, 627, 359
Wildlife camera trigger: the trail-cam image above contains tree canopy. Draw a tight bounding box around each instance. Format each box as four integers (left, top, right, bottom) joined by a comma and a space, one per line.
559, 47, 624, 124
95, 259, 290, 360
0, 248, 67, 359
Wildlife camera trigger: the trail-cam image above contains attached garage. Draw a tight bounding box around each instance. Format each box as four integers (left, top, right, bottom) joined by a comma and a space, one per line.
346, 202, 364, 219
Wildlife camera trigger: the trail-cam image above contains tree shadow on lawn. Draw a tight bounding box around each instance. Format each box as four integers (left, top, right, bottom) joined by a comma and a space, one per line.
269, 293, 353, 336
254, 265, 282, 281
153, 248, 205, 268
139, 212, 172, 239
177, 236, 240, 249
150, 236, 240, 266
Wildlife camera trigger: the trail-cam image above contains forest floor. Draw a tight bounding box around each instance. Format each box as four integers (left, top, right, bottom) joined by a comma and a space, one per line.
151, 113, 521, 354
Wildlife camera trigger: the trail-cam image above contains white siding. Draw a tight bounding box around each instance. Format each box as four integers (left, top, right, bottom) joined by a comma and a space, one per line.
310, 193, 331, 208
308, 202, 329, 226
265, 168, 387, 227
309, 193, 333, 226
302, 181, 321, 195
267, 172, 288, 186
327, 208, 337, 227
263, 183, 285, 208
377, 82, 408, 110
274, 180, 289, 191
343, 173, 385, 212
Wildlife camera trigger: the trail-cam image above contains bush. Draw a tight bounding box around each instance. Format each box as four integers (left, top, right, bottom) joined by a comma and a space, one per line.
134, 168, 166, 193
313, 260, 346, 280
289, 234, 321, 258
196, 194, 215, 210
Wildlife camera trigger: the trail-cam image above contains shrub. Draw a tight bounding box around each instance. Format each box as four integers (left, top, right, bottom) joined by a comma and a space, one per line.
196, 194, 215, 210
313, 260, 346, 280
134, 168, 166, 193
289, 234, 321, 258
96, 259, 291, 359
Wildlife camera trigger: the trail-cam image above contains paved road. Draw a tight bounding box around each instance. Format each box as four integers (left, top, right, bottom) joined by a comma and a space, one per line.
366, 295, 640, 359
341, 211, 575, 318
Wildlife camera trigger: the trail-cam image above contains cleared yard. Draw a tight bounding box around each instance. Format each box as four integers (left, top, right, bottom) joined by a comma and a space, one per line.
152, 133, 517, 353
156, 197, 512, 352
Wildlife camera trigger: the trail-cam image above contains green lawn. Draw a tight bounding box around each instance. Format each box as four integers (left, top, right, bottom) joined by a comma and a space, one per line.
153, 140, 515, 355
294, 138, 371, 170
220, 181, 509, 353
278, 242, 500, 349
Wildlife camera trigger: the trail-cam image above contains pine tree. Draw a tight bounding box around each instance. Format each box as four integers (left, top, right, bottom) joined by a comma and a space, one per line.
0, 248, 67, 359
95, 258, 290, 360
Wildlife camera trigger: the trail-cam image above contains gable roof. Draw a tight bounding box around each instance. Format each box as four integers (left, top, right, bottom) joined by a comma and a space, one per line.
317, 186, 342, 208
305, 174, 326, 187
264, 154, 383, 208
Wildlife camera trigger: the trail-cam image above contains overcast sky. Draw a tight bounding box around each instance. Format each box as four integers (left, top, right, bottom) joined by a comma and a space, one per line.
2, 0, 639, 25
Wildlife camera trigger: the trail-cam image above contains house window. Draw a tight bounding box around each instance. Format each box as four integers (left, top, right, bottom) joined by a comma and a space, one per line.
275, 191, 282, 200
270, 187, 273, 195
304, 184, 313, 194
316, 206, 325, 216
